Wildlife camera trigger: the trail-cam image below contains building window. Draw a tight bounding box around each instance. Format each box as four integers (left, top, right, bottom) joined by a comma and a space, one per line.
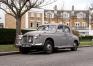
77, 12, 86, 18
31, 23, 33, 27
62, 12, 70, 18
37, 22, 40, 27
45, 11, 54, 18
82, 22, 87, 27
75, 22, 80, 27
47, 13, 52, 18
37, 23, 39, 27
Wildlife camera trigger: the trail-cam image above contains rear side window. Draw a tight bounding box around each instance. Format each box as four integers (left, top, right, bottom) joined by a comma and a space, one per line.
64, 26, 70, 33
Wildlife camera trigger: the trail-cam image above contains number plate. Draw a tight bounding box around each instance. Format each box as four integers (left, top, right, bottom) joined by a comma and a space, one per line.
22, 44, 31, 47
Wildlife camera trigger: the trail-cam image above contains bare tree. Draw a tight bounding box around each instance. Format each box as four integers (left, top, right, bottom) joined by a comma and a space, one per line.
0, 0, 56, 44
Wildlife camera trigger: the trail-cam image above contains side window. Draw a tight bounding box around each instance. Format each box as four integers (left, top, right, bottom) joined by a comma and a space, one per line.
57, 25, 63, 32
64, 26, 70, 33
30, 23, 33, 27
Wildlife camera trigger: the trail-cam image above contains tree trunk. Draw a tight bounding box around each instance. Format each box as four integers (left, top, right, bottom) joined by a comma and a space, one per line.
15, 16, 22, 44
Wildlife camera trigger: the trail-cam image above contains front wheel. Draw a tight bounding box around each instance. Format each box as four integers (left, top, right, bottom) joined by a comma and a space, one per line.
71, 42, 78, 51
44, 40, 53, 54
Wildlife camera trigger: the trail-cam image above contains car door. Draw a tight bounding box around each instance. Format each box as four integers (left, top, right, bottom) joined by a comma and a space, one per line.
55, 25, 67, 47
64, 26, 73, 46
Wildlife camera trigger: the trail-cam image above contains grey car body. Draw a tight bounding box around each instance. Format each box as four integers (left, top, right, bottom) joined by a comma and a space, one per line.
16, 24, 80, 54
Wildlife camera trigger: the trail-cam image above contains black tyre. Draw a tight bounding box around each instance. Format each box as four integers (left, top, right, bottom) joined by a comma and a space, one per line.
44, 40, 53, 54
53, 48, 58, 52
19, 47, 30, 54
71, 42, 78, 51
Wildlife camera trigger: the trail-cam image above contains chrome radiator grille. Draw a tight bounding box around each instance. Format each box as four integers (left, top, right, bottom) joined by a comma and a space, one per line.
22, 36, 33, 44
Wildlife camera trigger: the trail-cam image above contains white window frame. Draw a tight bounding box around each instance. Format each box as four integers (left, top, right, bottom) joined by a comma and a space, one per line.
77, 12, 86, 18
62, 12, 70, 18
82, 22, 87, 27
75, 22, 80, 27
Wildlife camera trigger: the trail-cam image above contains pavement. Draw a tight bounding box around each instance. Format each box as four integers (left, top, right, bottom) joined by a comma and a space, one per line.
0, 45, 93, 56
0, 51, 19, 56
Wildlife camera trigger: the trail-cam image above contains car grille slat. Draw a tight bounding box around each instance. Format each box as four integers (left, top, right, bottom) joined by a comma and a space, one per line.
22, 36, 33, 44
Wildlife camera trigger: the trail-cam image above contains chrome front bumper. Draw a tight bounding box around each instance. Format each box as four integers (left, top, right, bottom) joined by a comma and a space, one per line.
16, 43, 43, 47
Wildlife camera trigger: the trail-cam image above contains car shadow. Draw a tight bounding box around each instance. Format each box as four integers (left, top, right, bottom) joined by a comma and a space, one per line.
24, 49, 79, 55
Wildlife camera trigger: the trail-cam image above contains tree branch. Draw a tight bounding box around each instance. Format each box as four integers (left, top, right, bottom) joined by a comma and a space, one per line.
19, 0, 29, 12
11, 0, 18, 11
1, 0, 17, 15
0, 7, 15, 17
21, 0, 40, 16
38, 0, 56, 7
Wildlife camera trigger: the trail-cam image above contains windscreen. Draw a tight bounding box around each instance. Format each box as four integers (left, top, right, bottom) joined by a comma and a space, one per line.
37, 25, 57, 31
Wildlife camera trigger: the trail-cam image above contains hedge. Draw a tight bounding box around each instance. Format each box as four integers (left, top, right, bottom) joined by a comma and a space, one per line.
0, 28, 93, 44
72, 30, 93, 41
79, 36, 93, 41
0, 28, 33, 44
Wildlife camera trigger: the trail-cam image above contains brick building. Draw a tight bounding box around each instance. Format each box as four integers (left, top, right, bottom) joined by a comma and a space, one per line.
5, 8, 44, 30
4, 7, 93, 35
44, 6, 93, 35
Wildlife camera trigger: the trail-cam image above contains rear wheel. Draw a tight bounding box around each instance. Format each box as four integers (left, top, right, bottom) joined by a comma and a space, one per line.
44, 40, 53, 54
19, 47, 30, 54
71, 42, 78, 51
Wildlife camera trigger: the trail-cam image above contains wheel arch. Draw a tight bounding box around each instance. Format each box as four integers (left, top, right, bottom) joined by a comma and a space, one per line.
45, 37, 54, 47
74, 40, 79, 46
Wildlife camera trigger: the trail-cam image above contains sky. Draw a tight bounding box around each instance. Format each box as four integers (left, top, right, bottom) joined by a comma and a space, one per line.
0, 0, 92, 23
42, 0, 92, 10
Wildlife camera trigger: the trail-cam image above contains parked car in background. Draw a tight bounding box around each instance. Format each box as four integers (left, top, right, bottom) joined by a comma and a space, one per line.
16, 24, 80, 54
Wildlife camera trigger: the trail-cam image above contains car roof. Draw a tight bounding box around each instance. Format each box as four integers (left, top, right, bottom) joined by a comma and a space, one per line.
42, 24, 63, 26
42, 24, 69, 27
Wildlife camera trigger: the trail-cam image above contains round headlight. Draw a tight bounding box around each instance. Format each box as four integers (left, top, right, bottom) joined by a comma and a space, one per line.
28, 37, 32, 43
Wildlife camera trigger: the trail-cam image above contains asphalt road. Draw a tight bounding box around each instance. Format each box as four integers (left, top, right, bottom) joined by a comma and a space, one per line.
0, 47, 93, 66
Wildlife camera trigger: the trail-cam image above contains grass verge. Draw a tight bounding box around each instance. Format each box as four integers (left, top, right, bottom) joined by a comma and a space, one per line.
0, 45, 18, 52
80, 40, 93, 46
0, 40, 93, 52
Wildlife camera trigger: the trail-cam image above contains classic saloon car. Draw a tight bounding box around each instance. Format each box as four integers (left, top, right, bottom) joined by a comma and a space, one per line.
16, 24, 79, 54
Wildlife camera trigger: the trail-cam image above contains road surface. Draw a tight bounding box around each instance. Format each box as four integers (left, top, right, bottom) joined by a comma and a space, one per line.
0, 47, 93, 66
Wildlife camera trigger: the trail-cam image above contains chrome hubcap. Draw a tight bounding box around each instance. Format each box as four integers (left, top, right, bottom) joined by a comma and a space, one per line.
74, 43, 77, 49
47, 44, 52, 51
74, 43, 77, 47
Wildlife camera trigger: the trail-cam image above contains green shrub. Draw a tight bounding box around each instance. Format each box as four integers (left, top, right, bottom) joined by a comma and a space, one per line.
79, 36, 93, 41
0, 28, 34, 44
